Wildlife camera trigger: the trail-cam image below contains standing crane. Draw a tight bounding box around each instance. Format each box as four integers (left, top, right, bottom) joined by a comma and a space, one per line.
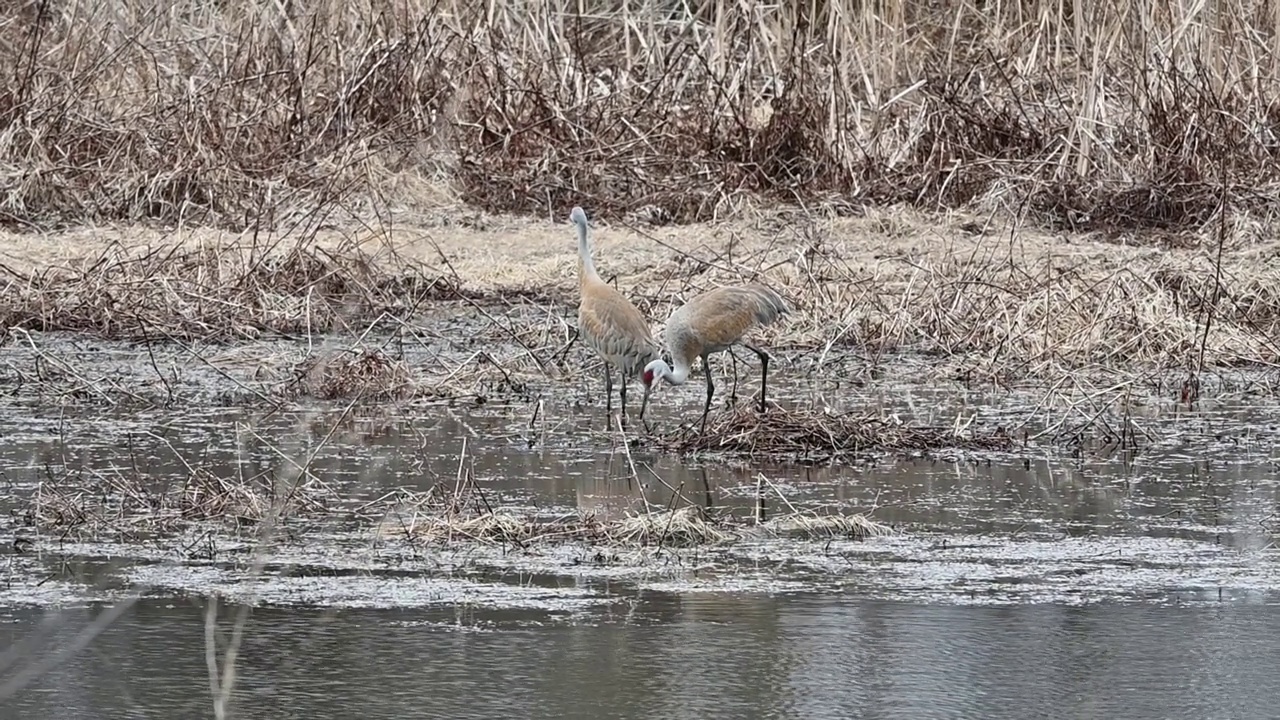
572, 206, 659, 429
639, 284, 789, 432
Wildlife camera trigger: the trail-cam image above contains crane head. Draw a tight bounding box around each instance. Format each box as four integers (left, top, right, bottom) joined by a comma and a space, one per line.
569, 206, 588, 227
642, 358, 671, 389
639, 358, 669, 424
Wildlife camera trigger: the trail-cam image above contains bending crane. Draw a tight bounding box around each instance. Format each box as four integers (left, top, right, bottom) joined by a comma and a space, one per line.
641, 284, 789, 432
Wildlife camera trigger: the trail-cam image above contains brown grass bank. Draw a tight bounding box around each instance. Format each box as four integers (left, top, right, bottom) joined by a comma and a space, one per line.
2, 0, 1279, 231
1, 206, 1279, 388
0, 232, 462, 341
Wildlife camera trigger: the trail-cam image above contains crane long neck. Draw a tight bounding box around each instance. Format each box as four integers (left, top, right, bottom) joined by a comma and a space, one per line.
663, 356, 693, 385
576, 221, 600, 284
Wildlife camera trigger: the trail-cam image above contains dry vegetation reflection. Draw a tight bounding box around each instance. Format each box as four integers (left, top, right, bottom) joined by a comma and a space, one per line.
19, 445, 891, 548
1, 0, 1277, 229
370, 471, 891, 547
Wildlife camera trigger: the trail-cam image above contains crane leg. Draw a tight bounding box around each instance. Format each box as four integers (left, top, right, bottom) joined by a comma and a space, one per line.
700, 354, 715, 434
604, 365, 613, 421
728, 349, 740, 406
744, 344, 771, 413
619, 377, 629, 428
553, 328, 580, 365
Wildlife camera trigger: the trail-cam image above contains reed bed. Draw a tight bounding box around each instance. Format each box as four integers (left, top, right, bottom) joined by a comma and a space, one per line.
0, 0, 1277, 394
574, 207, 1280, 384
1, 216, 1276, 407
1, 0, 1278, 232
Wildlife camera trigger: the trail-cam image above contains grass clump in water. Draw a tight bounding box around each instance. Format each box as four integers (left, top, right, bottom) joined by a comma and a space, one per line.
757, 513, 894, 541
379, 505, 891, 548
291, 346, 419, 402
22, 464, 335, 540
371, 478, 891, 549
611, 506, 734, 548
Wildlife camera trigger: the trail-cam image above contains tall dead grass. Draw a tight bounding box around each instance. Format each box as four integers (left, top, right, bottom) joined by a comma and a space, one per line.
2, 0, 1278, 231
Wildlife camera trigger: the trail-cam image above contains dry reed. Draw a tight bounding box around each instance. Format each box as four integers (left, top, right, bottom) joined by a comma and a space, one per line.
0, 0, 1276, 231
3, 217, 1277, 402
1, 0, 1278, 393
606, 210, 1280, 383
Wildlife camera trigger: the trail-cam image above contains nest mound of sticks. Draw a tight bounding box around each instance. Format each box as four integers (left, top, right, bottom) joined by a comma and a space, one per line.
291, 347, 418, 401
656, 404, 1014, 462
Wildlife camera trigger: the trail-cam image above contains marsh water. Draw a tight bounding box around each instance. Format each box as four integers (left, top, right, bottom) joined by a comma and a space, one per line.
6, 598, 1280, 719
3, 355, 1280, 718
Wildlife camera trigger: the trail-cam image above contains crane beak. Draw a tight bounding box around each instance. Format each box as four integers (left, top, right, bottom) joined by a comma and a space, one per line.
639, 381, 654, 430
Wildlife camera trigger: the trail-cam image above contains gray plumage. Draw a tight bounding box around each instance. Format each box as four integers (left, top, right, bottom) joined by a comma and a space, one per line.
641, 283, 789, 431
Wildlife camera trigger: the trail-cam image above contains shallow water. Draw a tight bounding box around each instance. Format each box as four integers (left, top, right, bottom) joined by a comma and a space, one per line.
4, 596, 1280, 719
3, 344, 1280, 717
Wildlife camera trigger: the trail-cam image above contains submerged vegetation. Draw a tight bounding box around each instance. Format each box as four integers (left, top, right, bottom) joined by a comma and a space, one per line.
19, 450, 891, 549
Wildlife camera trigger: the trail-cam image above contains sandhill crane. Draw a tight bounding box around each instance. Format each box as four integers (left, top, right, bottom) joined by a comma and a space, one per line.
640, 283, 788, 432
572, 206, 659, 428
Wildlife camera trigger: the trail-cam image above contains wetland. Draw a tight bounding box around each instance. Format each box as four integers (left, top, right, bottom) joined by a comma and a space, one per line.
5, 0, 1280, 708
3, 301, 1280, 717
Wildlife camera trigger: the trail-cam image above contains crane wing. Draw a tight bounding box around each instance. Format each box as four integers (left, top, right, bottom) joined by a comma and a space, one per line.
685, 284, 788, 348
578, 283, 659, 375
